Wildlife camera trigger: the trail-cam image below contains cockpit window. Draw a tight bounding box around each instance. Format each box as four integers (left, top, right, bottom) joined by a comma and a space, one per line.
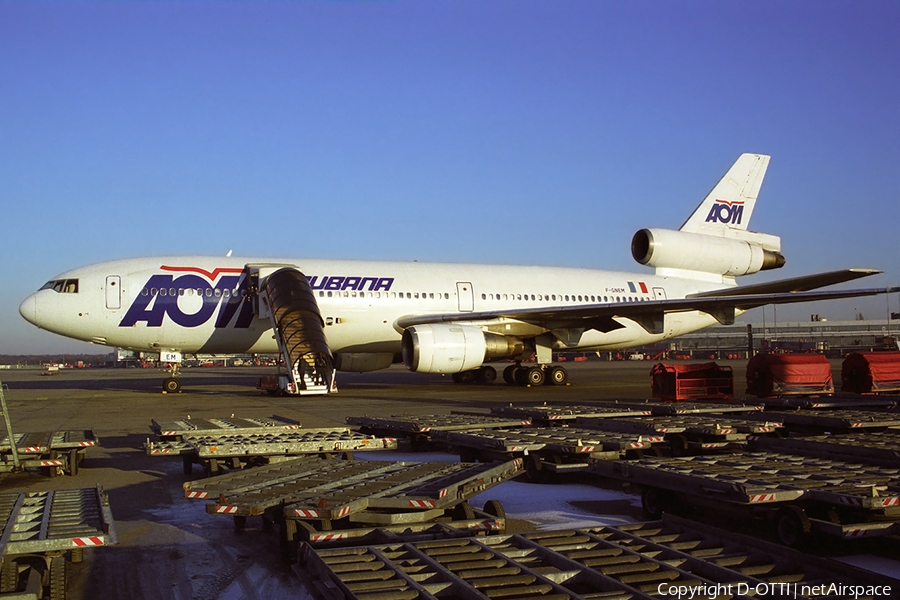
39, 279, 79, 293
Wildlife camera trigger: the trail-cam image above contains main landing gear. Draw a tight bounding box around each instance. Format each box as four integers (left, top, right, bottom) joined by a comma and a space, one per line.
503, 363, 568, 387
450, 363, 568, 386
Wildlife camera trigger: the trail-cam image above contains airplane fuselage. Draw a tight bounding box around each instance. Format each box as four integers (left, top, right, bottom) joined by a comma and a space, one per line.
20, 256, 727, 360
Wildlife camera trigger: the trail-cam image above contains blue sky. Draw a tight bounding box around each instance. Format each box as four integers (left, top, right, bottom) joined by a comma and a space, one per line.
2, 1, 898, 354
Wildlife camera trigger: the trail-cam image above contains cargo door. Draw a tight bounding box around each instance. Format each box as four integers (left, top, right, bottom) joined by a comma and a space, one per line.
456, 282, 474, 312
105, 275, 121, 309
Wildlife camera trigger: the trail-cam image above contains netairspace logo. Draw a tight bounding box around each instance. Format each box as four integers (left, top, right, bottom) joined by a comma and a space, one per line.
657, 582, 892, 599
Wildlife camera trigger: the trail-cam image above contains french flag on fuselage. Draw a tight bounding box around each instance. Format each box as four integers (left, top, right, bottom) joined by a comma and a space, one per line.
627, 281, 649, 294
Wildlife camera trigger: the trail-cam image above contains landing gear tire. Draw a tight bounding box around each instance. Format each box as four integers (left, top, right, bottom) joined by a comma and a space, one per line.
476, 366, 497, 384
525, 366, 545, 386
548, 366, 568, 385
451, 371, 476, 384
163, 377, 182, 393
503, 365, 518, 385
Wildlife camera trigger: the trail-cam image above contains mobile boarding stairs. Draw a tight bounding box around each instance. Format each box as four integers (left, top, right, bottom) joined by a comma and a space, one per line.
247, 265, 336, 396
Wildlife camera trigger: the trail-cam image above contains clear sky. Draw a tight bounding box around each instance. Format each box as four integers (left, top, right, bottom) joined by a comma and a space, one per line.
2, 1, 899, 355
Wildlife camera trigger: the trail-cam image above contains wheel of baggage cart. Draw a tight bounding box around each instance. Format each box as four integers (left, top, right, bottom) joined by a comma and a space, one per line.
163, 377, 182, 393
641, 487, 677, 520
452, 501, 475, 520
669, 435, 689, 457
68, 450, 79, 476
775, 505, 811, 547
483, 499, 506, 520
49, 556, 65, 600
0, 558, 17, 593
524, 455, 551, 484
233, 515, 247, 530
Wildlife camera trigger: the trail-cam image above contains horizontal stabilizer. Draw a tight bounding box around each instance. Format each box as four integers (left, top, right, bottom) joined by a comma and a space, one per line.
688, 269, 882, 298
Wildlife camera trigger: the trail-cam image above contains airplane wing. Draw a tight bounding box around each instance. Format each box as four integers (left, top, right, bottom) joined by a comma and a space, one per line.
395, 270, 898, 336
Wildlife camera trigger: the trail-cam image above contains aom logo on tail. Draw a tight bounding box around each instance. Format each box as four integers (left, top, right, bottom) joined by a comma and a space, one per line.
705, 200, 744, 225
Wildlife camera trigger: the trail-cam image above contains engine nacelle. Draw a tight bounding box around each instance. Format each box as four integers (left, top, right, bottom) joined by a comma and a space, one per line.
402, 324, 524, 374
334, 352, 396, 373
631, 228, 784, 277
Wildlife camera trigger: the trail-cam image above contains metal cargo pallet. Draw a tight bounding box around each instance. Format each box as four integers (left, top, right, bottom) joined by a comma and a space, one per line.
758, 395, 898, 410
433, 427, 664, 482
346, 413, 532, 449
0, 430, 98, 477
592, 452, 900, 545
0, 486, 117, 599
748, 430, 900, 467
609, 513, 899, 595
743, 409, 900, 433
577, 415, 785, 454
303, 528, 743, 600
150, 415, 302, 441
294, 507, 506, 549
146, 426, 397, 476
594, 399, 765, 416
490, 403, 653, 424
184, 456, 522, 524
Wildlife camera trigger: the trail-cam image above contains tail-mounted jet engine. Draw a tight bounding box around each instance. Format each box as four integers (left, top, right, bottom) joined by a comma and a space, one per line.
402, 324, 525, 374
631, 228, 785, 276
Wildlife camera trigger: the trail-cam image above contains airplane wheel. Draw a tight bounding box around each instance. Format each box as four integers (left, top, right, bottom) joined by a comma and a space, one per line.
525, 366, 545, 386
477, 366, 497, 384
452, 371, 476, 384
163, 377, 182, 393
548, 366, 568, 385
503, 365, 518, 385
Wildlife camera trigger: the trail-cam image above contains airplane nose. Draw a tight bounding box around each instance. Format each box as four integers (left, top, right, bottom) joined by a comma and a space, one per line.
19, 295, 38, 326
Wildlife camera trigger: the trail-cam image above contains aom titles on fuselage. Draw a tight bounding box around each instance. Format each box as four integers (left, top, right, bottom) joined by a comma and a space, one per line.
19, 154, 894, 394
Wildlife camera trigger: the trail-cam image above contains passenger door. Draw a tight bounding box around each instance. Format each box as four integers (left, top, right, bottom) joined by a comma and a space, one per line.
456, 282, 474, 312
106, 275, 122, 310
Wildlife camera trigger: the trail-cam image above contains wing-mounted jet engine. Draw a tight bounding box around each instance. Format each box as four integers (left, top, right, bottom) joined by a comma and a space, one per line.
249, 265, 336, 395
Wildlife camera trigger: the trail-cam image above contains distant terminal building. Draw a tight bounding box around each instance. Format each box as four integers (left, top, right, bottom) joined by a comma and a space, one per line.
648, 318, 899, 360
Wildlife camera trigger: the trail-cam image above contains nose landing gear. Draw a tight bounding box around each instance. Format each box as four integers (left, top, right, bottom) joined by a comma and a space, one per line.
162, 362, 182, 394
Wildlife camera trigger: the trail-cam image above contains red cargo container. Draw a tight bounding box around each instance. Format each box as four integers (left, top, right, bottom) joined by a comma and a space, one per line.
841, 351, 900, 394
746, 353, 833, 397
650, 362, 734, 402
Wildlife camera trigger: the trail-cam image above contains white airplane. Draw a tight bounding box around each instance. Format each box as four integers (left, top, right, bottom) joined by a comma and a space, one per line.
19, 154, 895, 394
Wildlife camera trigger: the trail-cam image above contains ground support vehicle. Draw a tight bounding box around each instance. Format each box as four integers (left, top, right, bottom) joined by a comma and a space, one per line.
576, 415, 785, 455
748, 430, 900, 468
182, 456, 521, 555
0, 486, 116, 600
591, 452, 900, 546
149, 415, 302, 442
300, 511, 895, 600
742, 409, 900, 434
146, 425, 397, 476
432, 426, 665, 482
0, 430, 98, 477
346, 413, 532, 450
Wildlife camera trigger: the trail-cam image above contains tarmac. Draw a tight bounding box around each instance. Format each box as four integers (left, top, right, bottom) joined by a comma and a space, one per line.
0, 360, 894, 599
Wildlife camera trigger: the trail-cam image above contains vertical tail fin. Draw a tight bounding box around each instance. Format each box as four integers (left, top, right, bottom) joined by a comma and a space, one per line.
680, 153, 770, 236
